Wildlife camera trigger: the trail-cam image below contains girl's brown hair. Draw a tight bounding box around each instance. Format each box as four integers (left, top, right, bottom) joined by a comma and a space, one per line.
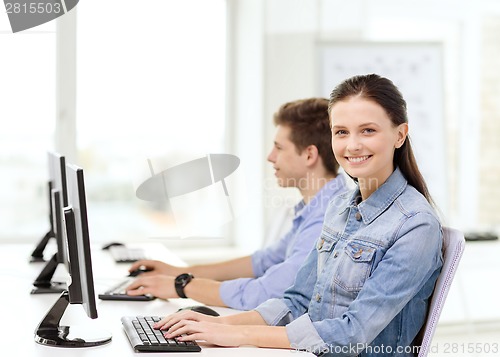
328, 74, 433, 204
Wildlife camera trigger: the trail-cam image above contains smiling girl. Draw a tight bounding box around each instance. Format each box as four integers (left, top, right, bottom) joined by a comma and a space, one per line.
153, 74, 443, 357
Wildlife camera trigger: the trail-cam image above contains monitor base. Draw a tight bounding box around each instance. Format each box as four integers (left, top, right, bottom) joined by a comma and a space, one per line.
31, 281, 66, 295
35, 325, 112, 348
34, 291, 112, 348
30, 256, 47, 263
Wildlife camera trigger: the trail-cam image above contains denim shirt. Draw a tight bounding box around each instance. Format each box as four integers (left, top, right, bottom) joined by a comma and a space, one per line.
255, 168, 443, 356
219, 174, 347, 310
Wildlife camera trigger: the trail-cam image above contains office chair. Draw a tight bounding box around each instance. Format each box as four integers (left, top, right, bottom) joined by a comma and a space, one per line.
416, 227, 466, 357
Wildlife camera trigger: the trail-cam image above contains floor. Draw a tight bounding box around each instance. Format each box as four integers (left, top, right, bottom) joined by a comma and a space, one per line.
431, 322, 500, 356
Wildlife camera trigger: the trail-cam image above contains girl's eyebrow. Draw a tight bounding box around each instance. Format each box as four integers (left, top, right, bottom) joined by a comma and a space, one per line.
332, 122, 381, 129
359, 122, 380, 127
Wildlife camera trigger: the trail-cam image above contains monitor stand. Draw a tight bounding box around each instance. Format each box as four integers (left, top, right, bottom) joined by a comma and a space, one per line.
30, 230, 54, 263
31, 253, 65, 294
30, 181, 55, 263
34, 291, 112, 347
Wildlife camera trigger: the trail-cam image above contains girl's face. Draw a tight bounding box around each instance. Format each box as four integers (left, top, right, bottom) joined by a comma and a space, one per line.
330, 97, 407, 194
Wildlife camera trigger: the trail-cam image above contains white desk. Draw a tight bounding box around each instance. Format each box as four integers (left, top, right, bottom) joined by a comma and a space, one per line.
0, 243, 310, 356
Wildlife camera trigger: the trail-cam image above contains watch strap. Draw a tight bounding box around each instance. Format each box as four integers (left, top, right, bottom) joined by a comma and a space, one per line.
175, 273, 193, 298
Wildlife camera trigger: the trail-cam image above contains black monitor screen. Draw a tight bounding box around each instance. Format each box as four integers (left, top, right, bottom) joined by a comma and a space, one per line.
48, 151, 68, 264
64, 163, 98, 318
48, 151, 68, 207
31, 152, 69, 293
35, 163, 111, 348
30, 151, 68, 263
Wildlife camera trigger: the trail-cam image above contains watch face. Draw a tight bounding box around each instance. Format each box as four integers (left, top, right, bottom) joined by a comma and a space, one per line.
176, 273, 192, 285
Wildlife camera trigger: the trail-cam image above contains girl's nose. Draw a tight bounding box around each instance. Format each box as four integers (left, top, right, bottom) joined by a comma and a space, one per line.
346, 136, 362, 153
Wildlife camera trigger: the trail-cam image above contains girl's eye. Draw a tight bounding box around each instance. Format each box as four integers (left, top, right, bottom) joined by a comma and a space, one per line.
335, 130, 348, 136
362, 128, 375, 134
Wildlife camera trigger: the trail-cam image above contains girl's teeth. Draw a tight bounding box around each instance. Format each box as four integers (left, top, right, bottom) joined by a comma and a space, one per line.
349, 156, 368, 163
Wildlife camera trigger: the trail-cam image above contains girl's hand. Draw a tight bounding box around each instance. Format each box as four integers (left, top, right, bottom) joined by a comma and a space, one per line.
155, 311, 245, 347
154, 310, 221, 330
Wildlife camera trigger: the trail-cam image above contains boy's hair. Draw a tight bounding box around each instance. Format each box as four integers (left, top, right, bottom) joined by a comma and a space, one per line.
274, 98, 339, 175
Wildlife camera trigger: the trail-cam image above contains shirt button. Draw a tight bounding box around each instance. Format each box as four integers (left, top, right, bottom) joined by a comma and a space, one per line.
333, 251, 339, 258
353, 249, 363, 259
355, 212, 362, 221
318, 239, 324, 250
315, 293, 321, 302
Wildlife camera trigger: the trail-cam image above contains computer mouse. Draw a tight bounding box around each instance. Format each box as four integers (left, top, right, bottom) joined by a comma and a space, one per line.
177, 305, 220, 316
102, 242, 125, 250
128, 267, 152, 277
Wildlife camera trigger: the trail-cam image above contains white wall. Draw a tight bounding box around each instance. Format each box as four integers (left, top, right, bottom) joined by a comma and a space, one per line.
226, 0, 267, 252
230, 0, 500, 247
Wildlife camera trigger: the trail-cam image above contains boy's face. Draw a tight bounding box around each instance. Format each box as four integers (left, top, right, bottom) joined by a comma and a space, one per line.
267, 125, 308, 188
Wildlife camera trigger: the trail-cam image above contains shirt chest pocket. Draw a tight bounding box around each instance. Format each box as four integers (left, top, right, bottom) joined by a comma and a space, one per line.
316, 231, 339, 272
334, 241, 376, 292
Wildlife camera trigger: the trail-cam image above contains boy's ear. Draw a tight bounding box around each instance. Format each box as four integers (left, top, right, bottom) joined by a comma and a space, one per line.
305, 145, 319, 163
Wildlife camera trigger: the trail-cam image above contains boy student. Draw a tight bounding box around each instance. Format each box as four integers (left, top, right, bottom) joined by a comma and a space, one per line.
126, 98, 347, 310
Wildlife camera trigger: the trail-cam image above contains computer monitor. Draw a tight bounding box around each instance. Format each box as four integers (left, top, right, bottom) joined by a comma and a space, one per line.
34, 163, 111, 347
31, 152, 69, 294
30, 151, 68, 262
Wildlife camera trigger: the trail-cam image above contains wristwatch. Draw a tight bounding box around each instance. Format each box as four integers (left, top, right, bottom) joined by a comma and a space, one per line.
174, 273, 194, 298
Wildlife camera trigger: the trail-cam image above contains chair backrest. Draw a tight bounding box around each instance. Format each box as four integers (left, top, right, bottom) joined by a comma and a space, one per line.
417, 226, 465, 357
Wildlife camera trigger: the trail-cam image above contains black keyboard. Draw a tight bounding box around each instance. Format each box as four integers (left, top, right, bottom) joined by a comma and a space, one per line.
98, 277, 155, 301
109, 246, 150, 263
121, 316, 201, 352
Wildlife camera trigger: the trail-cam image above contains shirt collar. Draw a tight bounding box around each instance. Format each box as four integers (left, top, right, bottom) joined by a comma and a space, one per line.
340, 167, 407, 224
294, 174, 347, 220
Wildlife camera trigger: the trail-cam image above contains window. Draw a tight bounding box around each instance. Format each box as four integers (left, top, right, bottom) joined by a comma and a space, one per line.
75, 0, 228, 245
0, 15, 56, 241
0, 1, 227, 245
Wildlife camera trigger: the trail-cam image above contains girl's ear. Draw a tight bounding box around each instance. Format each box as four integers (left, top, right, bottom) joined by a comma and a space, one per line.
395, 123, 409, 149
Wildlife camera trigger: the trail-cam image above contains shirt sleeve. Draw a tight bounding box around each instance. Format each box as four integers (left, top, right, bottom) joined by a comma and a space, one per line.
254, 244, 320, 320
251, 230, 290, 278
219, 216, 324, 310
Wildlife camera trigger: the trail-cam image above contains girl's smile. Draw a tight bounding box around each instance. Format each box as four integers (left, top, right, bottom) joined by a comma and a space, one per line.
345, 155, 372, 164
